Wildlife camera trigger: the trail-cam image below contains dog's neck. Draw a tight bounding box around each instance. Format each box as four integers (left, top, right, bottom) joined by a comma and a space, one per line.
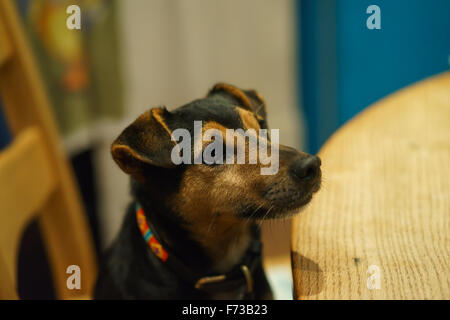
133, 183, 257, 274
184, 213, 254, 273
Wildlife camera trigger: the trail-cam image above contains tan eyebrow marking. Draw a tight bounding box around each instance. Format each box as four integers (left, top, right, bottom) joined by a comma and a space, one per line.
203, 121, 228, 134
237, 107, 260, 130
201, 121, 228, 147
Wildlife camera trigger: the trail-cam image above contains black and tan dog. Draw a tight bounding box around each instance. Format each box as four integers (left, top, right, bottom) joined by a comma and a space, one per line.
94, 83, 321, 299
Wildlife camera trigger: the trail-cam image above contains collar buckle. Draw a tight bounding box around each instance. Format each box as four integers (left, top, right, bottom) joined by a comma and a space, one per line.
240, 265, 253, 293
194, 264, 253, 293
194, 274, 226, 289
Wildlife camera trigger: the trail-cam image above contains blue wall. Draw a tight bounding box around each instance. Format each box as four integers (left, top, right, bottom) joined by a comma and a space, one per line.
298, 0, 450, 153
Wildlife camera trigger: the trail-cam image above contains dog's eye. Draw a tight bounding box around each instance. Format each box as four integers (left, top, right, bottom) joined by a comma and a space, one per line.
206, 151, 221, 166
203, 144, 225, 166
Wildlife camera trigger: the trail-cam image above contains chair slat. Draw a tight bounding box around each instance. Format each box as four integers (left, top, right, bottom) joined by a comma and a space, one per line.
0, 14, 12, 66
0, 127, 57, 291
0, 0, 98, 299
0, 254, 18, 299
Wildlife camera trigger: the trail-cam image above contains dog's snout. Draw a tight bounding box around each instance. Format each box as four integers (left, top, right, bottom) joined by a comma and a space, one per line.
289, 155, 321, 181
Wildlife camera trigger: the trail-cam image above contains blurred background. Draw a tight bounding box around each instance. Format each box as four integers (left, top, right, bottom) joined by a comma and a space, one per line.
0, 0, 449, 299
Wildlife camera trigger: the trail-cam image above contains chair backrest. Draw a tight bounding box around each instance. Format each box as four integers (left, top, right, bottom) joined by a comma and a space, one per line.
0, 0, 97, 299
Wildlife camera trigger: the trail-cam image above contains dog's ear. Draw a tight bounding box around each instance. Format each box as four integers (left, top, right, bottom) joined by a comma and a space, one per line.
208, 83, 268, 121
111, 108, 176, 181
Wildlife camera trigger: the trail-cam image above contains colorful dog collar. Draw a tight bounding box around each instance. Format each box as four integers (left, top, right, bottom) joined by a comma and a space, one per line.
136, 203, 169, 262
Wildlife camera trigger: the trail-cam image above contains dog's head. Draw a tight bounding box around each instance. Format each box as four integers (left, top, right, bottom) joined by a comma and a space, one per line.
111, 83, 321, 226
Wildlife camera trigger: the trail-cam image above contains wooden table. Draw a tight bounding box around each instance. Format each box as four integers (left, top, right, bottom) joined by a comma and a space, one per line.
291, 72, 450, 299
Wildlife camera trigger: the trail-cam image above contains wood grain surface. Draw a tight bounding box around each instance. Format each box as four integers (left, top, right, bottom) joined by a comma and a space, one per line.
291, 72, 450, 299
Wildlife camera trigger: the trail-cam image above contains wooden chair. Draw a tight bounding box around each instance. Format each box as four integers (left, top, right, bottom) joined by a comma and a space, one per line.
0, 0, 97, 299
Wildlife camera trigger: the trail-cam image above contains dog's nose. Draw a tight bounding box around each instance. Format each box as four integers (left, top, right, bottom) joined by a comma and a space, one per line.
289, 155, 321, 181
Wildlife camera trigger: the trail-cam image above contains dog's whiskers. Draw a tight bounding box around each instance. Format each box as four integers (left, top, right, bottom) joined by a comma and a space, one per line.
250, 203, 264, 220
258, 205, 274, 227
242, 202, 262, 227
241, 203, 253, 226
